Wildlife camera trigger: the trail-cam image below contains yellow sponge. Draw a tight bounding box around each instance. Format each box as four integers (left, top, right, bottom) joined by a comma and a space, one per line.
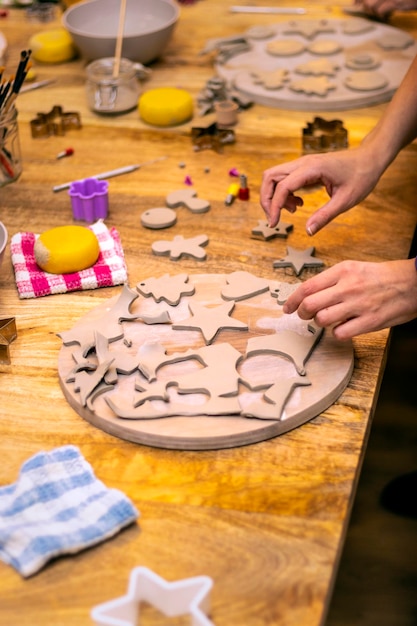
29, 28, 76, 64
34, 225, 100, 274
139, 87, 194, 127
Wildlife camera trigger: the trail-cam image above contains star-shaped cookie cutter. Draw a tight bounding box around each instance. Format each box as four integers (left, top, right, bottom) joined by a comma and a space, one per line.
91, 566, 214, 626
0, 317, 17, 364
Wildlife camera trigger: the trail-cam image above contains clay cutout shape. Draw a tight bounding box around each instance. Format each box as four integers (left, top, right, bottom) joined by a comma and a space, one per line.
152, 235, 209, 261
166, 189, 211, 214
173, 343, 243, 397
95, 331, 140, 378
246, 321, 324, 376
138, 343, 199, 383
377, 32, 414, 50
345, 52, 380, 71
73, 359, 114, 407
86, 381, 116, 411
172, 300, 248, 345
266, 40, 305, 57
307, 40, 343, 56
251, 219, 293, 240
283, 19, 336, 40
270, 281, 301, 305
295, 58, 340, 77
140, 207, 177, 229
109, 343, 244, 419
242, 374, 311, 420
67, 332, 138, 388
221, 271, 270, 302
90, 566, 214, 626
107, 388, 242, 419
289, 76, 336, 97
273, 246, 324, 276
250, 69, 289, 90
245, 25, 276, 40
344, 71, 388, 91
342, 18, 375, 35
58, 285, 170, 357
134, 379, 170, 406
136, 273, 195, 306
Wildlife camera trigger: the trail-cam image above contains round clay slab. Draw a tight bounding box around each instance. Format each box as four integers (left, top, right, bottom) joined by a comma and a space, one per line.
266, 40, 305, 56
58, 273, 354, 450
140, 207, 177, 229
344, 70, 388, 91
307, 39, 342, 55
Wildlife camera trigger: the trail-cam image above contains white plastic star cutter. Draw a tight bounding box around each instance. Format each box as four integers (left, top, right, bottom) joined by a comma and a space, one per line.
91, 566, 215, 626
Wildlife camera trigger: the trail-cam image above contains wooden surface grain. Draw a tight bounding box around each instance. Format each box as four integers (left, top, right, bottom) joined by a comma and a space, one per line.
0, 2, 417, 625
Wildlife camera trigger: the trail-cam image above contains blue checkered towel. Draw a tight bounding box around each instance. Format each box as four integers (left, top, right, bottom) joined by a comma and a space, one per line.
0, 445, 139, 577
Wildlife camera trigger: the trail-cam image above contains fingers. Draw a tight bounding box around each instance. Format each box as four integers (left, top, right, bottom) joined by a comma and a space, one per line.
260, 159, 320, 227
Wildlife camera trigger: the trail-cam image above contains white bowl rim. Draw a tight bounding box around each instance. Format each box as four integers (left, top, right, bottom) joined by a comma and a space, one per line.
0, 221, 8, 255
62, 0, 180, 40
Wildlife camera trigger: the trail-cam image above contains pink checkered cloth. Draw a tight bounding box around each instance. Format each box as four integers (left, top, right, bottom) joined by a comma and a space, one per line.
11, 220, 128, 299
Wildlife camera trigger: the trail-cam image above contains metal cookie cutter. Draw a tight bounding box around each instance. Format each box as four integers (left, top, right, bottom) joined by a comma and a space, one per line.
302, 117, 348, 153
69, 178, 109, 222
0, 317, 17, 364
91, 566, 215, 626
30, 105, 82, 139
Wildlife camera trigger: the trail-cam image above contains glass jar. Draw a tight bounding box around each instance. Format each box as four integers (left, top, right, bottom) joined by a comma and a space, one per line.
85, 57, 142, 114
0, 107, 22, 187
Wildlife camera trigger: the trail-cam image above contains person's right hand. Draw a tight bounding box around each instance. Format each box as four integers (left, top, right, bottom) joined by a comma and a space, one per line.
260, 148, 381, 236
354, 0, 417, 20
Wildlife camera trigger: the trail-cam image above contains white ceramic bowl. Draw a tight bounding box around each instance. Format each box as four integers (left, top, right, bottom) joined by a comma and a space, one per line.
62, 0, 179, 64
0, 221, 7, 268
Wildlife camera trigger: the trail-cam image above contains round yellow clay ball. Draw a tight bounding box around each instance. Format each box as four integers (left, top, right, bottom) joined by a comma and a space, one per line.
29, 28, 76, 64
139, 88, 194, 127
34, 225, 100, 274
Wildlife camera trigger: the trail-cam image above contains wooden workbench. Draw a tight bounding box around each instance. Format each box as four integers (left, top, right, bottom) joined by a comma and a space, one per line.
1, 2, 417, 624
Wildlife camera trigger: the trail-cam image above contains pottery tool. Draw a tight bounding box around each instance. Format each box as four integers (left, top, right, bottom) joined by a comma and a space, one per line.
52, 156, 167, 192
20, 79, 55, 94
230, 5, 307, 13
113, 0, 127, 78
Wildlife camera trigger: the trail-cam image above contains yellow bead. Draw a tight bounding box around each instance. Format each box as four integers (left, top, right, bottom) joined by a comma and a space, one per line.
34, 225, 100, 274
29, 28, 76, 64
139, 87, 193, 127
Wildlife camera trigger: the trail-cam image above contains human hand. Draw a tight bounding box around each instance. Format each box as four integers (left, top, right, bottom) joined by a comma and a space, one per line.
283, 258, 417, 340
354, 0, 417, 19
260, 149, 380, 235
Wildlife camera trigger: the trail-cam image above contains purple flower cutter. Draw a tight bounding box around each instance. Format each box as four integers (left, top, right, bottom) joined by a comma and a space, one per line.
69, 177, 109, 222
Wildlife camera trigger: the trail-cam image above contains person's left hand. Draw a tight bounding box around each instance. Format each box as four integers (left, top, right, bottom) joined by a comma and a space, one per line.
283, 258, 417, 340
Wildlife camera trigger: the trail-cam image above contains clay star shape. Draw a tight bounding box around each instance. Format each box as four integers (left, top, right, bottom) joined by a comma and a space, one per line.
91, 566, 214, 626
251, 219, 293, 240
172, 300, 248, 345
273, 246, 324, 276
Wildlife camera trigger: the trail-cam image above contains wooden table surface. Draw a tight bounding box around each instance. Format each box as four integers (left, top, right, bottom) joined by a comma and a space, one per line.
1, 2, 417, 625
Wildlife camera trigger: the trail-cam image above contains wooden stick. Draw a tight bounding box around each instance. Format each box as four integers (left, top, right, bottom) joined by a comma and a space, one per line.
113, 0, 127, 78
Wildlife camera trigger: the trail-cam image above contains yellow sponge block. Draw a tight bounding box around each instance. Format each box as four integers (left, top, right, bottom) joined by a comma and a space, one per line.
139, 87, 194, 127
34, 225, 100, 274
29, 28, 76, 64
